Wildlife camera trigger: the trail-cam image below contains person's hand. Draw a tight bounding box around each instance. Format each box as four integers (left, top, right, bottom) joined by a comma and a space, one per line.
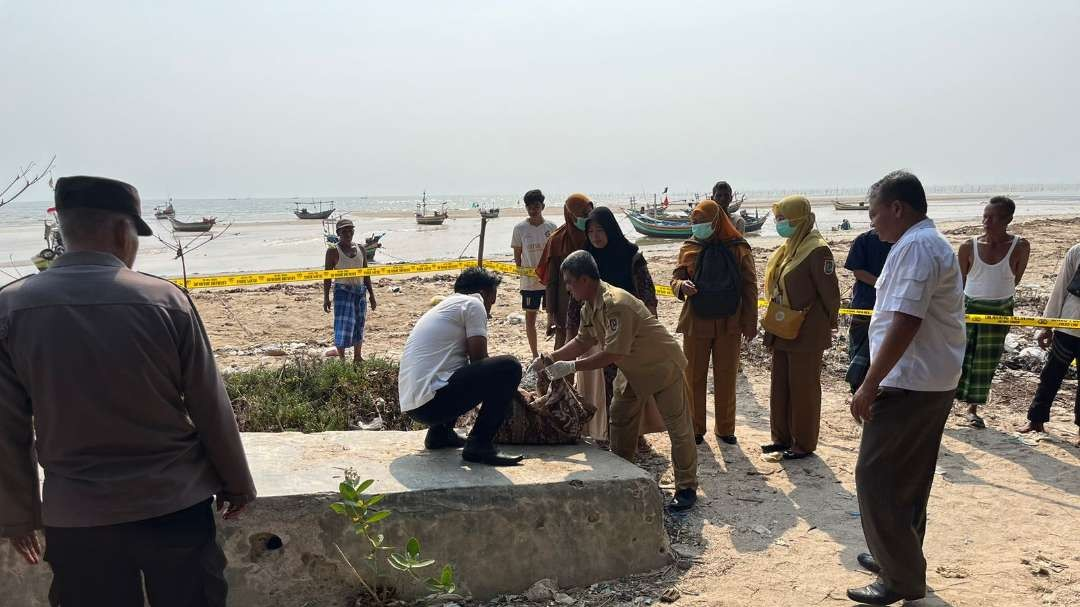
9, 532, 42, 565
680, 281, 698, 297
1037, 328, 1053, 350
323, 297, 332, 313
742, 325, 757, 341
850, 381, 878, 425
545, 360, 576, 380
216, 494, 252, 520
369, 297, 377, 312
527, 356, 548, 376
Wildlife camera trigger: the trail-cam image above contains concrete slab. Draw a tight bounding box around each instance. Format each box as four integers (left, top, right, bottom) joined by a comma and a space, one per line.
5, 431, 670, 606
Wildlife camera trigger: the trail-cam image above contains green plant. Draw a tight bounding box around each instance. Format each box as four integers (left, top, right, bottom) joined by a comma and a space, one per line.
330, 472, 458, 604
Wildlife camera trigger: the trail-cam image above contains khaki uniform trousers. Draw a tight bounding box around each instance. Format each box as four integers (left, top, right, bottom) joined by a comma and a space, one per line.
769, 348, 825, 453
683, 335, 741, 437
610, 370, 698, 490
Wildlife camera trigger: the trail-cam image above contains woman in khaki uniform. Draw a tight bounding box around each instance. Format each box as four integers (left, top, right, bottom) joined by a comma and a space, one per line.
672, 200, 759, 445
762, 195, 840, 459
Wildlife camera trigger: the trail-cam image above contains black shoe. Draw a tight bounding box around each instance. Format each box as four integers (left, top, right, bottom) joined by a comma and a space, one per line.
462, 445, 523, 466
846, 581, 922, 605
857, 552, 881, 574
668, 488, 697, 512
424, 427, 466, 450
694, 434, 705, 445
760, 443, 789, 453
781, 449, 813, 460
718, 434, 737, 445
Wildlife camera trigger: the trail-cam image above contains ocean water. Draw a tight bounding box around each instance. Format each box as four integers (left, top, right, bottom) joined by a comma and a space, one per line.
2, 192, 1079, 286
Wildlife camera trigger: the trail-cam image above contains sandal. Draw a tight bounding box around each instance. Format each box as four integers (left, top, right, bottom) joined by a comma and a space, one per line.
760, 443, 790, 454
965, 413, 986, 429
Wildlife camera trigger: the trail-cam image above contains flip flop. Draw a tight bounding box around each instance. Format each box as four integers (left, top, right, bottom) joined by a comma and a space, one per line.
965, 413, 986, 429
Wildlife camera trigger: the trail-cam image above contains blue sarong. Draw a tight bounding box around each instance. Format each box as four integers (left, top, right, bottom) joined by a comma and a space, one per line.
333, 283, 367, 348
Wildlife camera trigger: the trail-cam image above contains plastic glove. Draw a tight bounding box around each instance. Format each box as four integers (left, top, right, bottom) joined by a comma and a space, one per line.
545, 360, 577, 380
526, 356, 547, 376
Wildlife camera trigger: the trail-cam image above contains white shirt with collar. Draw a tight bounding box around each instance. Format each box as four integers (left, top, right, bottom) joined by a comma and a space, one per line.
1042, 243, 1080, 338
869, 218, 966, 391
398, 293, 488, 412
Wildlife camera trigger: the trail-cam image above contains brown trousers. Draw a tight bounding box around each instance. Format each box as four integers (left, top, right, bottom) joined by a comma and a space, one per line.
855, 388, 953, 598
684, 335, 741, 437
610, 372, 698, 491
769, 348, 824, 453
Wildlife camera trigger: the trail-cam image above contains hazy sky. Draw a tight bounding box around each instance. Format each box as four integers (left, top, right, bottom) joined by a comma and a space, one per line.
3, 0, 1078, 199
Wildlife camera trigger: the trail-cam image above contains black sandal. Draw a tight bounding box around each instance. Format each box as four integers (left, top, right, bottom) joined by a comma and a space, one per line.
760, 443, 789, 454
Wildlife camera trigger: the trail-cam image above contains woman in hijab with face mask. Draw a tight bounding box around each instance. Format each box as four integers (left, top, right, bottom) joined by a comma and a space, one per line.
536, 193, 593, 348
761, 195, 841, 460
580, 207, 665, 449
672, 200, 759, 446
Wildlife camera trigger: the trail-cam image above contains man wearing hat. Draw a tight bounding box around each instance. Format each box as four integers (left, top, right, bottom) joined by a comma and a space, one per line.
323, 217, 378, 362
0, 176, 256, 606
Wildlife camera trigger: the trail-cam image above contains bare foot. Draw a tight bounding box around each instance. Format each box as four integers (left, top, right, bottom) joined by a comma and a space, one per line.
1017, 422, 1045, 434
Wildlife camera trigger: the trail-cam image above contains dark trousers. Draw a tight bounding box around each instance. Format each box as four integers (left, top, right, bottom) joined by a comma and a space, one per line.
855, 388, 953, 598
409, 355, 522, 447
1027, 331, 1080, 426
45, 498, 227, 607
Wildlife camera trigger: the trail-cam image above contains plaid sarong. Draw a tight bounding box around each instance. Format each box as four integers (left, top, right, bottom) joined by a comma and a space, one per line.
845, 317, 871, 394
333, 283, 368, 348
955, 296, 1013, 404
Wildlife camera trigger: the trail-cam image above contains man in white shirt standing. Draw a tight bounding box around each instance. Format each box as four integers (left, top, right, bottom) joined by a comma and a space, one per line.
511, 189, 558, 359
1019, 242, 1080, 446
398, 268, 524, 466
846, 171, 966, 606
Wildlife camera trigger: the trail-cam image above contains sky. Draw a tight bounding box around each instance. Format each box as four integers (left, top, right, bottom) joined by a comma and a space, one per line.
2, 0, 1079, 199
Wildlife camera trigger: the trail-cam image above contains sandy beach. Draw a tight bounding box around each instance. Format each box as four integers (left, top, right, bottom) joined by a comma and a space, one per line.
193, 214, 1080, 606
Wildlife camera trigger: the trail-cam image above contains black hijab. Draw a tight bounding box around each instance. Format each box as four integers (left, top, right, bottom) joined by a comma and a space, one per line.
585, 206, 639, 293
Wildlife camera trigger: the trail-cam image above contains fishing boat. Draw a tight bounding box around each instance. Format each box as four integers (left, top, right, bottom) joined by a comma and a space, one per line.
479, 204, 500, 219
169, 216, 217, 233
727, 193, 745, 214
293, 200, 336, 220
415, 191, 448, 225
834, 200, 869, 211
153, 200, 175, 219
323, 219, 384, 262
740, 209, 770, 233
624, 209, 692, 239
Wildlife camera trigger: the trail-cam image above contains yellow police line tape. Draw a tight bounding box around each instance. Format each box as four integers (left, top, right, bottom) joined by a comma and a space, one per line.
172, 261, 1080, 330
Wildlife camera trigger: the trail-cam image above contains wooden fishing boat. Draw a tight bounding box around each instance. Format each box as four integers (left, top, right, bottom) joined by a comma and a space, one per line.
834, 200, 869, 211
169, 216, 217, 233
740, 209, 770, 233
153, 200, 175, 219
479, 207, 500, 219
294, 200, 335, 220
624, 209, 691, 239
415, 191, 448, 225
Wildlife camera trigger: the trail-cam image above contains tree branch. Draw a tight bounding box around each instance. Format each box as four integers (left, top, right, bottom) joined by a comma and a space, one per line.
0, 156, 56, 208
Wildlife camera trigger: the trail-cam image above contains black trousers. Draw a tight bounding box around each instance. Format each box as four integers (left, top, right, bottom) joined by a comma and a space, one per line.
855, 388, 953, 598
45, 499, 227, 607
1027, 331, 1080, 426
409, 355, 522, 447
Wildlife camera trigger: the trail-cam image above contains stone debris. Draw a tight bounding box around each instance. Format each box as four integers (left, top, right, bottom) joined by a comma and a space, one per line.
507, 313, 526, 325
524, 578, 559, 602
554, 592, 575, 605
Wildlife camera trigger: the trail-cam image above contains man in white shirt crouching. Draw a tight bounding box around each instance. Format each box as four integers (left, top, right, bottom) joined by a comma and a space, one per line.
398, 267, 524, 466
846, 171, 966, 606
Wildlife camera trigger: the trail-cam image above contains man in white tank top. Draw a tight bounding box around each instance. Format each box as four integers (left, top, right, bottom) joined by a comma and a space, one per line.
955, 197, 1030, 428
323, 219, 378, 362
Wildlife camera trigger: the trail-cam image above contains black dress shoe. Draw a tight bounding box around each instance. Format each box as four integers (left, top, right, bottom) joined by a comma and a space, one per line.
668, 488, 697, 512
846, 581, 922, 605
781, 449, 813, 460
760, 443, 789, 453
857, 552, 881, 574
424, 427, 467, 449
717, 434, 738, 445
694, 434, 704, 445
462, 446, 523, 466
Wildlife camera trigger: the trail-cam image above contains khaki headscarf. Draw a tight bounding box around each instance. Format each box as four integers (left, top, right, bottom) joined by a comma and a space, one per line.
676, 199, 743, 277
535, 193, 592, 284
763, 195, 829, 303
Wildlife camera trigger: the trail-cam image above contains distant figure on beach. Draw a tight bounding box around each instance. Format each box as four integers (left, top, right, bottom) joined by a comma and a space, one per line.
673, 199, 758, 446
847, 170, 965, 605
712, 180, 746, 234
511, 189, 557, 359
1018, 241, 1080, 447
761, 195, 840, 460
323, 218, 377, 362
398, 267, 524, 466
536, 193, 594, 349
955, 196, 1030, 428
536, 251, 700, 512
844, 227, 892, 393
0, 176, 256, 605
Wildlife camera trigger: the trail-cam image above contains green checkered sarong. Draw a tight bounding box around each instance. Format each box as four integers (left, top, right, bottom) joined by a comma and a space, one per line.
955, 296, 1014, 404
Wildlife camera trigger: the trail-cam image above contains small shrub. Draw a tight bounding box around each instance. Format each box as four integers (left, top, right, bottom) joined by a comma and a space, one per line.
224, 355, 417, 432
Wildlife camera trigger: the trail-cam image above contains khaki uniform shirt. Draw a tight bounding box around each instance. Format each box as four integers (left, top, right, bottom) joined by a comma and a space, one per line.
579, 282, 687, 397
763, 247, 842, 352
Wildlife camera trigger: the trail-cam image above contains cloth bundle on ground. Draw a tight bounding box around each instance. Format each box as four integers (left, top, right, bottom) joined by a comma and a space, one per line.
460, 362, 596, 444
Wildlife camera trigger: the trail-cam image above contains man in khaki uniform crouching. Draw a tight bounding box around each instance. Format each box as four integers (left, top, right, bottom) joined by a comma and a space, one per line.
537, 250, 699, 511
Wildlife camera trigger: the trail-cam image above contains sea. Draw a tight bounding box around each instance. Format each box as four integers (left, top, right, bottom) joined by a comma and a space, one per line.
2, 190, 1080, 286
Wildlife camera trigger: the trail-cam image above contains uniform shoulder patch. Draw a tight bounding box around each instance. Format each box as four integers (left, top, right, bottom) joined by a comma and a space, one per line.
608, 316, 619, 333
824, 260, 835, 275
